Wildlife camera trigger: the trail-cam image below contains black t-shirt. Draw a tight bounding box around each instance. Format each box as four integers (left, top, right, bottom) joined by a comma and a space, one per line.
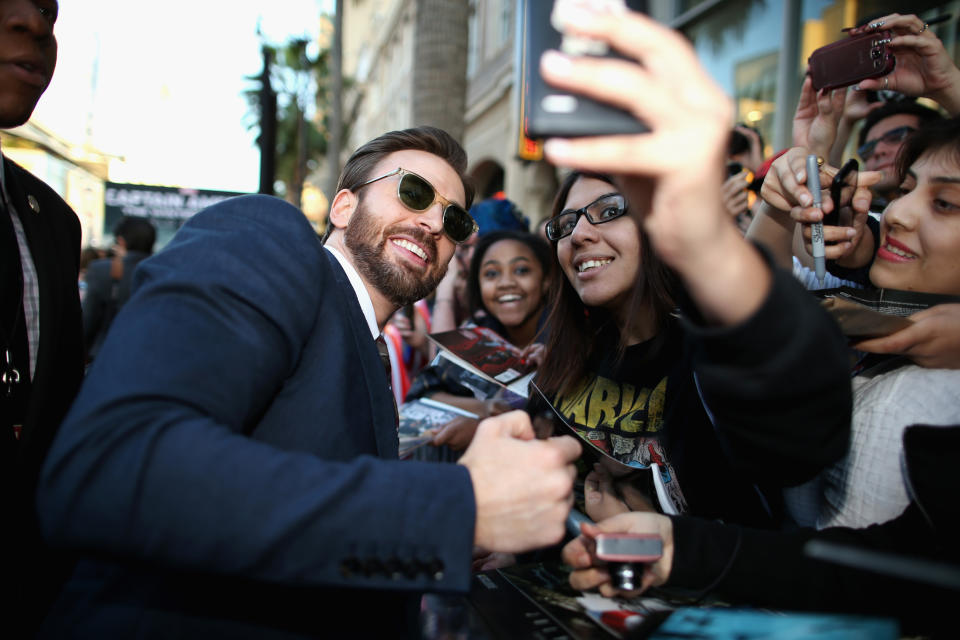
539, 319, 777, 528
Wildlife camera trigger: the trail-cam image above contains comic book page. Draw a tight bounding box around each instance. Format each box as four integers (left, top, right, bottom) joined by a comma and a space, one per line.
493, 562, 675, 640
398, 397, 477, 458
432, 351, 534, 401
531, 382, 687, 515
470, 562, 896, 639
428, 326, 536, 386
819, 297, 913, 339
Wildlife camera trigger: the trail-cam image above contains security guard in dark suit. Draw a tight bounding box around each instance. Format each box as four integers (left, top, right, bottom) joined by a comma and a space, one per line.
1, 1, 84, 633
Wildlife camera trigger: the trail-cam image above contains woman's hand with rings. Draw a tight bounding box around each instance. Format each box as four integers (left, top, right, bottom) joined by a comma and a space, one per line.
849, 13, 960, 114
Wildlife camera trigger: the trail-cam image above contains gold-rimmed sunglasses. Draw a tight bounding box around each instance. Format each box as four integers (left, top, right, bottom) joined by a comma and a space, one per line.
351, 168, 478, 244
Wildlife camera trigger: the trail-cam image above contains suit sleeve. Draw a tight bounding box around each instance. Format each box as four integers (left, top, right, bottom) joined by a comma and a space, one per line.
37, 195, 476, 593
682, 259, 853, 486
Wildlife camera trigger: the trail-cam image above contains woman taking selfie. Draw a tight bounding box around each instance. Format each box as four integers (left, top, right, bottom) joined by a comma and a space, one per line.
534, 169, 851, 527
539, 7, 955, 633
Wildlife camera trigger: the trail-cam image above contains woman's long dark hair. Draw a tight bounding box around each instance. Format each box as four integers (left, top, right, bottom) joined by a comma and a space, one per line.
536, 171, 680, 398
895, 116, 960, 183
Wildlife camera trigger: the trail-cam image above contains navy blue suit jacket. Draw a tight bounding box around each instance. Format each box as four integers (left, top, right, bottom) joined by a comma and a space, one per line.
37, 195, 476, 637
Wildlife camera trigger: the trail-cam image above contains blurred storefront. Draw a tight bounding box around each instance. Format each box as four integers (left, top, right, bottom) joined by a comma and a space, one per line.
342, 1, 958, 230
10, 2, 959, 243
674, 0, 958, 153
1, 122, 110, 248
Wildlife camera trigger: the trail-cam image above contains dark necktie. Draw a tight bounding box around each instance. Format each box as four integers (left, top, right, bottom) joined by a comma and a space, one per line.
375, 335, 399, 430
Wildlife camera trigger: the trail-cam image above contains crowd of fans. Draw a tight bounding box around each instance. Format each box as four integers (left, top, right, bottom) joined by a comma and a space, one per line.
393, 9, 960, 636
3, 1, 958, 637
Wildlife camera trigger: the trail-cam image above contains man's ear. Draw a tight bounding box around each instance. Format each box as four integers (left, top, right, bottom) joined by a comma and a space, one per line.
328, 189, 358, 231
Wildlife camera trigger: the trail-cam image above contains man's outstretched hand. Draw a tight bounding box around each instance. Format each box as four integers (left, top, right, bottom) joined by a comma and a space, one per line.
460, 411, 581, 553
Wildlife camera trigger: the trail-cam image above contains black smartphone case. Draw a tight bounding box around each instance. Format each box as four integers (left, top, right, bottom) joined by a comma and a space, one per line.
520, 0, 649, 139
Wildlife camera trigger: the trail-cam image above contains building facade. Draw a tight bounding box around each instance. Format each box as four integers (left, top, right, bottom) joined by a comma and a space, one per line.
1, 123, 110, 248
341, 0, 960, 228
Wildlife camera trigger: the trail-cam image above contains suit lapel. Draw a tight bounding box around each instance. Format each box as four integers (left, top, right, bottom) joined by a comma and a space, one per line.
2, 160, 60, 449
323, 250, 399, 459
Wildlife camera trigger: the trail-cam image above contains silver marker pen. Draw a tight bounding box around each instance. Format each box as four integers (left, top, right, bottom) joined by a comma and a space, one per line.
806, 154, 826, 287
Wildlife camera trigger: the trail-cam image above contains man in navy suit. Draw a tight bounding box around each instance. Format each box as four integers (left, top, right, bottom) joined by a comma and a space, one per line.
1, 1, 84, 634
37, 125, 581, 637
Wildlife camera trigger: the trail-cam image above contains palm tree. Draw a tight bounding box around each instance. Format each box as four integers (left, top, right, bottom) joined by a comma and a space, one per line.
412, 0, 469, 142
245, 38, 330, 207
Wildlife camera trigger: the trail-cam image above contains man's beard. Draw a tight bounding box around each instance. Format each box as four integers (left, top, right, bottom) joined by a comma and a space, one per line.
345, 201, 448, 307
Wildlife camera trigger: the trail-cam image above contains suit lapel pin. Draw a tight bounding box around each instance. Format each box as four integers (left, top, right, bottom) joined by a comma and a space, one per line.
27, 195, 40, 213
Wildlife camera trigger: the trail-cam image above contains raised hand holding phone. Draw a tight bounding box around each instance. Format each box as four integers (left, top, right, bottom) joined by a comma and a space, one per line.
522, 0, 647, 138
808, 30, 895, 92
539, 6, 771, 328
846, 13, 960, 115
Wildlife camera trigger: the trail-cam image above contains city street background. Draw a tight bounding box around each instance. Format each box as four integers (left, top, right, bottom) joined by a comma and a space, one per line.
34, 0, 328, 193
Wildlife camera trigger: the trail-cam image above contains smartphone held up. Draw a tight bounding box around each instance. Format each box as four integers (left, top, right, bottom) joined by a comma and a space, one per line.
808, 30, 895, 92
520, 0, 649, 139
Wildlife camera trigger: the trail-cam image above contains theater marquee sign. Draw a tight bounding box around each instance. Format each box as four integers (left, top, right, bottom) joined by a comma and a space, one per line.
104, 182, 246, 248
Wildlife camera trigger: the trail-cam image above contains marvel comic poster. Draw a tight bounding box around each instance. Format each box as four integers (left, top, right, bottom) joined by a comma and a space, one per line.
428, 326, 535, 386
531, 382, 687, 515
491, 562, 674, 639
398, 397, 478, 458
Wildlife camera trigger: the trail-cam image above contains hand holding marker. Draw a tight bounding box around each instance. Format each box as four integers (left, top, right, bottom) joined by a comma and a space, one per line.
807, 154, 826, 287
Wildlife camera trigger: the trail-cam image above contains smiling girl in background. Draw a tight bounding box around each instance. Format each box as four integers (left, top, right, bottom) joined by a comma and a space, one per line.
465, 229, 553, 355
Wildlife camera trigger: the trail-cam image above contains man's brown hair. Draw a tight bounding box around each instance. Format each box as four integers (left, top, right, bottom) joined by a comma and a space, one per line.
322, 126, 475, 243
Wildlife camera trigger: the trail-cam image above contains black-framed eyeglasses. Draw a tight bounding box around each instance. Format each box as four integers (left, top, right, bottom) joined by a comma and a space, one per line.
857, 126, 916, 161
544, 193, 628, 241
350, 167, 477, 244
